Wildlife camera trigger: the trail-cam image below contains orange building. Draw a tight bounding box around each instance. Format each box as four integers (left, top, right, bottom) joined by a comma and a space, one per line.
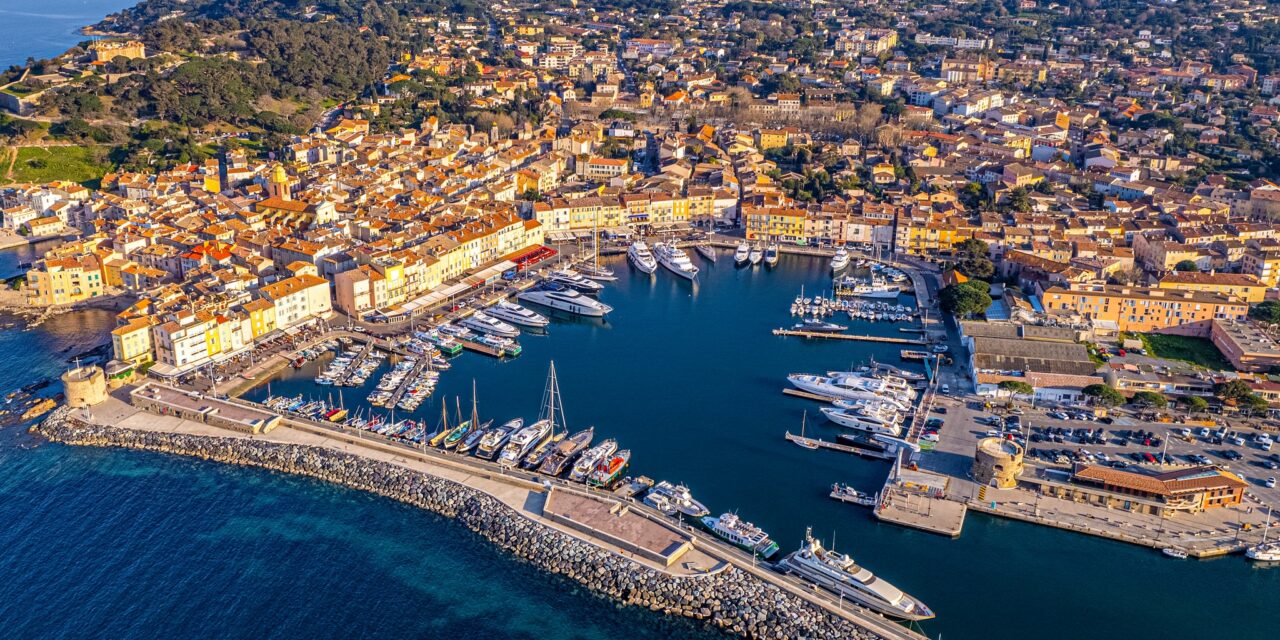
1040, 284, 1248, 336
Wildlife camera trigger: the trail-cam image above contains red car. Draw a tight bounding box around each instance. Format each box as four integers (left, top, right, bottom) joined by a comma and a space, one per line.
1143, 452, 1157, 463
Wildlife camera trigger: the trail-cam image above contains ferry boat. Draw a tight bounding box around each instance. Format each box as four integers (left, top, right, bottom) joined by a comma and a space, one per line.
792, 318, 848, 333
628, 241, 658, 274
696, 244, 716, 262
485, 301, 549, 328
764, 243, 780, 267
780, 528, 934, 621
646, 481, 709, 518
547, 269, 604, 294
476, 418, 522, 459
701, 513, 780, 559
476, 333, 521, 357
748, 244, 763, 266
830, 247, 851, 272
830, 483, 878, 507
518, 283, 613, 317
570, 438, 617, 482
734, 241, 751, 265
654, 242, 700, 280
460, 311, 520, 338
497, 418, 552, 468
539, 427, 595, 476
820, 404, 904, 437
586, 449, 630, 488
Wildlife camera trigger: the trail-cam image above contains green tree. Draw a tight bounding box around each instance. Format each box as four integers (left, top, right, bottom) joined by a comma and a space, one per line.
1082, 383, 1126, 406
1249, 300, 1280, 324
939, 282, 992, 317
1179, 395, 1210, 413
1174, 260, 1199, 272
998, 380, 1034, 396
1214, 379, 1254, 402
1130, 391, 1168, 408
1241, 393, 1271, 414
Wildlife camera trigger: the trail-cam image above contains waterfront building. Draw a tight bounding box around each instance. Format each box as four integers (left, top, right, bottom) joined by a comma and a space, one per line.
25, 255, 104, 307
258, 274, 333, 329
1033, 465, 1248, 517
110, 317, 155, 366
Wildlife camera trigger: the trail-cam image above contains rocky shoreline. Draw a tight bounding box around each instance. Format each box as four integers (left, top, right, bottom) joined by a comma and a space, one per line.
33, 408, 891, 640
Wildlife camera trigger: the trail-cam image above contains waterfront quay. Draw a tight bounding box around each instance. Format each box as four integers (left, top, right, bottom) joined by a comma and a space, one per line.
59, 392, 925, 640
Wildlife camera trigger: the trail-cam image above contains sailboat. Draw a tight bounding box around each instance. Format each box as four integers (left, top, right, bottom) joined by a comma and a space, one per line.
577, 215, 616, 281
1247, 507, 1280, 561
498, 361, 565, 468
790, 411, 820, 450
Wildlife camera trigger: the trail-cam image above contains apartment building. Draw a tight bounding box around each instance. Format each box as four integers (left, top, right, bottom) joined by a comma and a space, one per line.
1040, 284, 1249, 335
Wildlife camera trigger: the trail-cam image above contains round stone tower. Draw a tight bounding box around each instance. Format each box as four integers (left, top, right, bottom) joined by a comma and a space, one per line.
62, 365, 107, 408
972, 437, 1025, 489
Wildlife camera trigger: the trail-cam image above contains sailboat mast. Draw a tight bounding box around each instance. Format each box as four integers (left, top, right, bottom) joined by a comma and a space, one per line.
471, 379, 479, 427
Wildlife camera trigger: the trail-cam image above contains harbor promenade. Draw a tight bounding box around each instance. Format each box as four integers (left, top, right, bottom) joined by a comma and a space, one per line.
70, 389, 927, 640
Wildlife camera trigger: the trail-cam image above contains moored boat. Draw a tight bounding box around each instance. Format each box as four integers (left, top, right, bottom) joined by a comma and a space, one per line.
570, 438, 617, 482
748, 244, 763, 266
586, 449, 631, 488
830, 483, 878, 507
485, 301, 549, 328
792, 318, 848, 333
539, 427, 595, 476
517, 283, 613, 317
460, 310, 520, 338
734, 241, 750, 265
497, 418, 552, 468
547, 269, 604, 294
476, 418, 522, 459
628, 241, 658, 274
831, 247, 851, 272
780, 528, 933, 621
647, 480, 709, 517
764, 243, 780, 267
654, 242, 700, 280
695, 244, 716, 262
701, 512, 780, 558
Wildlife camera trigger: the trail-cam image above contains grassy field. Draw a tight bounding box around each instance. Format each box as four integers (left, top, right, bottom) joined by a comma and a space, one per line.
1139, 333, 1235, 371
6, 146, 111, 186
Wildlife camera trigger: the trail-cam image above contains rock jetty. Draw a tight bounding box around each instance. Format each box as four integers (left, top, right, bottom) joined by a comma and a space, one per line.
34, 408, 892, 640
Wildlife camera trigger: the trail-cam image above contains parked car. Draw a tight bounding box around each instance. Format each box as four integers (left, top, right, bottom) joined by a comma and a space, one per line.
1267, 477, 1277, 489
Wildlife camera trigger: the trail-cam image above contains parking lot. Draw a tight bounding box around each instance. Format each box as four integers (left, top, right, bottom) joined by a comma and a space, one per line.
923, 391, 1280, 509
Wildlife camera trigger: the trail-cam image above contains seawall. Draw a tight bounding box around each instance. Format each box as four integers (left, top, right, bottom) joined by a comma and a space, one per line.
33, 408, 894, 640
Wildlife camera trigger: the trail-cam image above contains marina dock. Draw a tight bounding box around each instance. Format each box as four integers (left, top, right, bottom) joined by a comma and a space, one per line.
386, 357, 429, 407
785, 431, 896, 460
771, 328, 926, 344
874, 453, 967, 537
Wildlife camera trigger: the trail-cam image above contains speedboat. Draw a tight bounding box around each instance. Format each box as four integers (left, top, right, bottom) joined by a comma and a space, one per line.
831, 247, 851, 272
695, 244, 716, 262
459, 311, 520, 338
701, 512, 779, 559
628, 241, 658, 274
654, 242, 699, 280
734, 241, 750, 264
764, 243, 780, 267
780, 527, 933, 621
485, 301, 549, 328
793, 318, 848, 333
476, 418, 522, 459
570, 438, 617, 482
497, 418, 552, 468
547, 269, 604, 294
517, 283, 613, 317
748, 244, 763, 266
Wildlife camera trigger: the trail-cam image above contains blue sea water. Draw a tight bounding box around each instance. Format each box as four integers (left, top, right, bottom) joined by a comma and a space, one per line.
3, 250, 1280, 640
0, 0, 135, 68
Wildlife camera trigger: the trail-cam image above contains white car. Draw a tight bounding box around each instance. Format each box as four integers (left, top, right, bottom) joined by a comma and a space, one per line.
933, 344, 950, 353
921, 432, 940, 442
1267, 477, 1277, 489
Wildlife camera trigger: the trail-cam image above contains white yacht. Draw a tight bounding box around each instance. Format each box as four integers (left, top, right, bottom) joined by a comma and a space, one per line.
459, 311, 520, 338
787, 372, 915, 408
654, 242, 700, 280
819, 405, 904, 437
1247, 510, 1279, 561
485, 301, 549, 328
748, 244, 764, 266
733, 241, 751, 265
824, 371, 916, 399
764, 243, 780, 267
831, 247, 851, 272
476, 418, 522, 459
647, 481, 709, 517
497, 418, 552, 468
851, 283, 901, 299
518, 283, 613, 317
547, 269, 604, 294
780, 528, 934, 621
627, 241, 658, 274
695, 244, 716, 262
701, 512, 780, 558
570, 438, 617, 482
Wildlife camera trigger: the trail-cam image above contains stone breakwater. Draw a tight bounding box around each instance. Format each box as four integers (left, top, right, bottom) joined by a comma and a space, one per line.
33, 409, 891, 640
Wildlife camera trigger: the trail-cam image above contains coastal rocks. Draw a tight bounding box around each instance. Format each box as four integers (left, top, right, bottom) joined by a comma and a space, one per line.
33, 410, 889, 640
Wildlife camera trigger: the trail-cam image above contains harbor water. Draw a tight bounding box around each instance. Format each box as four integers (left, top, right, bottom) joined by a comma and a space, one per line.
3, 251, 1279, 639
0, 0, 136, 67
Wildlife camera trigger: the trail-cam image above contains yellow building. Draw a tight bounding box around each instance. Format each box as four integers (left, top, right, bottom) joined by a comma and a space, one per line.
89, 40, 146, 63
744, 207, 807, 243
1041, 284, 1249, 335
757, 130, 788, 151
243, 298, 278, 340
26, 255, 104, 307
111, 317, 154, 365
1157, 272, 1267, 304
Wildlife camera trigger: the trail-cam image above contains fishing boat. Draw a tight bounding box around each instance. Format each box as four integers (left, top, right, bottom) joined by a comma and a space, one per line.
764, 243, 780, 267
586, 449, 630, 488
792, 317, 848, 333
734, 241, 751, 265
627, 241, 658, 274
570, 438, 617, 482
701, 513, 780, 559
539, 427, 595, 476
547, 269, 604, 294
654, 242, 700, 280
647, 481, 709, 517
518, 283, 613, 317
830, 483, 878, 507
748, 244, 763, 266
485, 301, 549, 328
476, 418, 522, 459
460, 311, 520, 338
780, 528, 934, 621
831, 247, 851, 272
695, 244, 716, 262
